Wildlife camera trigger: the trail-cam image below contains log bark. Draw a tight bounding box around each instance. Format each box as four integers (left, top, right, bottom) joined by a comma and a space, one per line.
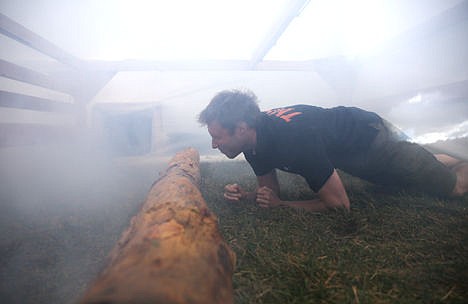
79, 148, 236, 304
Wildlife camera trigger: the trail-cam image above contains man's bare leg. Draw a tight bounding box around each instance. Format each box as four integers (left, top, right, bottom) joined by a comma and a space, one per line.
452, 162, 468, 196
434, 154, 462, 168
435, 154, 468, 196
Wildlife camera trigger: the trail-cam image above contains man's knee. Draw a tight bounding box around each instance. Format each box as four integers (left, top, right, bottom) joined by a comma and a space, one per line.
434, 154, 462, 168
451, 162, 468, 197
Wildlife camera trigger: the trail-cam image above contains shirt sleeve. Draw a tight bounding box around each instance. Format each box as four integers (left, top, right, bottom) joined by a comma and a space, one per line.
244, 151, 273, 176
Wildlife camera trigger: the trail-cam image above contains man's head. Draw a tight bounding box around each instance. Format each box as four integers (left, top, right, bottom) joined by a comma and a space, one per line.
198, 89, 261, 158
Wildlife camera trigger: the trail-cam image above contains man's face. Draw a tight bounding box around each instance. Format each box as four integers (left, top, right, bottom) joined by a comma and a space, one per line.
207, 121, 245, 159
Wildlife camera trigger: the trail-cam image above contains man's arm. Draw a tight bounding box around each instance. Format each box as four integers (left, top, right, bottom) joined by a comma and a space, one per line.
256, 169, 350, 212
316, 170, 350, 210
257, 169, 280, 195
223, 169, 280, 201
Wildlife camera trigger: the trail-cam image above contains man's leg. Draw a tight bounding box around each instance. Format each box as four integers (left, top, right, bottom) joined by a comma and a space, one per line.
362, 141, 457, 197
435, 154, 468, 196
434, 154, 463, 168
353, 118, 463, 197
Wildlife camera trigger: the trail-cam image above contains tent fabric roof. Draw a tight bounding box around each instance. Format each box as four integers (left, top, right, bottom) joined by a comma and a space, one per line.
0, 0, 467, 143
0, 0, 464, 63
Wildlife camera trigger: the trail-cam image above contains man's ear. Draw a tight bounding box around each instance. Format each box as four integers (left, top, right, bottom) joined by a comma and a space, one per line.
235, 122, 249, 134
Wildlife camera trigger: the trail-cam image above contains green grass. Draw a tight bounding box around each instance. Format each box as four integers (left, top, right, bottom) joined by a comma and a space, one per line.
200, 160, 468, 304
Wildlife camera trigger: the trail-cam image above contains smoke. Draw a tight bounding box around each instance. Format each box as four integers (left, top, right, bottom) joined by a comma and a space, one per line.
412, 120, 468, 144
387, 90, 468, 143
0, 133, 166, 303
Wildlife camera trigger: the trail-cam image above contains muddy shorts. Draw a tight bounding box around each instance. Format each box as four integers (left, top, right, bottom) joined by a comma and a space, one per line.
336, 119, 457, 197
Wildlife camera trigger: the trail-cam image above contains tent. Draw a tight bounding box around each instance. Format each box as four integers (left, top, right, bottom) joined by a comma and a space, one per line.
1, 2, 468, 303
1, 0, 467, 155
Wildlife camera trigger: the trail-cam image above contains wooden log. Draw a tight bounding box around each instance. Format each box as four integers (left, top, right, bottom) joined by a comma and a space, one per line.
79, 148, 236, 304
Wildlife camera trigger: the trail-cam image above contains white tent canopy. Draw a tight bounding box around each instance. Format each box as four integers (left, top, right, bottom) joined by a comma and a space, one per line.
1, 0, 467, 145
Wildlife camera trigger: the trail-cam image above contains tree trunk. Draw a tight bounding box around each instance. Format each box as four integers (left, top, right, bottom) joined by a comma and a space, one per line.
79, 148, 236, 304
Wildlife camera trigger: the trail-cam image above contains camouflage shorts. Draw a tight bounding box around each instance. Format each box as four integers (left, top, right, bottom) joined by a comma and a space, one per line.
337, 120, 456, 197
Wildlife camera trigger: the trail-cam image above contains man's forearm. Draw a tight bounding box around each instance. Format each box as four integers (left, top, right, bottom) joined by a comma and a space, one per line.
241, 191, 257, 201
280, 199, 345, 212
243, 188, 348, 212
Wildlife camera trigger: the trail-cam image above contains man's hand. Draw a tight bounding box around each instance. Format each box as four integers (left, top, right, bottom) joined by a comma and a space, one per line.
256, 186, 282, 208
224, 184, 246, 201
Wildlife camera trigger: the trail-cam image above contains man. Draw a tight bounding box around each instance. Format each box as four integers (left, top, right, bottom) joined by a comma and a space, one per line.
198, 89, 468, 212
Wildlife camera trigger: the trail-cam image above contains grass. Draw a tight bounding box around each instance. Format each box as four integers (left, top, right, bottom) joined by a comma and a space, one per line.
200, 160, 468, 304
1, 146, 466, 304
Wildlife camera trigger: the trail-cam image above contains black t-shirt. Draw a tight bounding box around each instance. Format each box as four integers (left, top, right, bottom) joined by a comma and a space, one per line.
244, 105, 382, 192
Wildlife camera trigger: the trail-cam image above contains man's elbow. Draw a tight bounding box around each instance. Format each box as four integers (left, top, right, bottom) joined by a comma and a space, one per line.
317, 170, 351, 211
327, 197, 350, 211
